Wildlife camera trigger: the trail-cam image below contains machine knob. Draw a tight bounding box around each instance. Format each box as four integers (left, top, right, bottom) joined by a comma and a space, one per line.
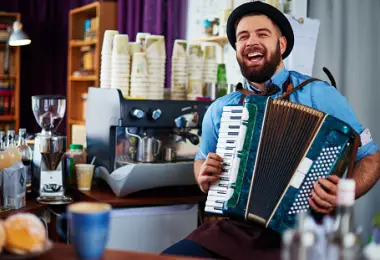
150, 109, 162, 120
130, 108, 144, 119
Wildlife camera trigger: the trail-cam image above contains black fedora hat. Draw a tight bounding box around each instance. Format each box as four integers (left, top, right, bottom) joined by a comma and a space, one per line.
226, 1, 294, 59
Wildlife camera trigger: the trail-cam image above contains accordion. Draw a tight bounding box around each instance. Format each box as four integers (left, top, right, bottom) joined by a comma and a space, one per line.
205, 95, 360, 233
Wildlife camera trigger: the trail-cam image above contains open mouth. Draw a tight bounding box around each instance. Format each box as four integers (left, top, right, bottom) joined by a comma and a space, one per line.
246, 52, 264, 63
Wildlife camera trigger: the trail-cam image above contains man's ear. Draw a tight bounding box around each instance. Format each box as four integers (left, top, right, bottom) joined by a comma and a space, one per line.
279, 35, 287, 56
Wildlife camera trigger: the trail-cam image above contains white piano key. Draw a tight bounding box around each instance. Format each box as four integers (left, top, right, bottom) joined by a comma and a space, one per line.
242, 107, 250, 121
219, 132, 240, 138
228, 157, 241, 184
219, 127, 240, 133
217, 140, 237, 147
208, 190, 227, 197
223, 106, 243, 112
235, 125, 247, 152
206, 194, 226, 202
205, 206, 223, 215
219, 175, 230, 181
206, 200, 224, 208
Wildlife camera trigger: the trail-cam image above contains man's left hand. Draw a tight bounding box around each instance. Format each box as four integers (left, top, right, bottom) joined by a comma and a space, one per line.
308, 175, 340, 214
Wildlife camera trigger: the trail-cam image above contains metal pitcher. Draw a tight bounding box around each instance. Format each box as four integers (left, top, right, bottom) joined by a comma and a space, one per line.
126, 129, 162, 163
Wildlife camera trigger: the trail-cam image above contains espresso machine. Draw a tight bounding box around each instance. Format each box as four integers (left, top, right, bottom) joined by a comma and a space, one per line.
86, 87, 211, 197
32, 95, 72, 204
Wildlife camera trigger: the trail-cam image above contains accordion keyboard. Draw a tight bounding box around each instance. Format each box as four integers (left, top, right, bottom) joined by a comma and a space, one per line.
205, 105, 243, 214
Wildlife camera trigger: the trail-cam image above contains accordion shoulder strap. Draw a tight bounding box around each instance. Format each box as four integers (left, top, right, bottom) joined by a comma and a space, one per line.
277, 77, 321, 100
237, 76, 321, 104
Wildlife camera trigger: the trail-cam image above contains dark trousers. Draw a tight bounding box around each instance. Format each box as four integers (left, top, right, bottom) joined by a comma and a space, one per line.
161, 239, 227, 259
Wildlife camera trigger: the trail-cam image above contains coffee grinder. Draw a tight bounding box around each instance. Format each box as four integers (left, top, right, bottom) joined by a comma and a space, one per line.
32, 95, 72, 204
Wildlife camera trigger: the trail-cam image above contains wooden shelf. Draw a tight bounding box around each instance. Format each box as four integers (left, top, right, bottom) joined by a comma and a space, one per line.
196, 35, 228, 46
67, 2, 117, 147
69, 119, 85, 125
69, 2, 98, 15
0, 115, 15, 121
0, 75, 16, 79
70, 75, 97, 81
70, 39, 97, 47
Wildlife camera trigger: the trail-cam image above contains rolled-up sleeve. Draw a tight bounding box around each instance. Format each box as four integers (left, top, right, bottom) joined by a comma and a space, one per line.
195, 102, 218, 160
311, 82, 379, 162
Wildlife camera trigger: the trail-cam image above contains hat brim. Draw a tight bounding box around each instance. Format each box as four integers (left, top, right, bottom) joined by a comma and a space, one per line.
226, 1, 294, 59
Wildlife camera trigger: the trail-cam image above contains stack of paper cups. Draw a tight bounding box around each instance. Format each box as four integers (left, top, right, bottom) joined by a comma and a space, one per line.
171, 40, 187, 100
130, 52, 149, 98
203, 44, 218, 84
111, 34, 130, 97
145, 35, 166, 100
187, 43, 204, 100
129, 42, 142, 57
101, 30, 119, 88
136, 32, 151, 51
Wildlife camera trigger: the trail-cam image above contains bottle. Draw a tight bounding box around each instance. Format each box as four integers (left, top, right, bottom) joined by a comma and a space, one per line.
6, 130, 21, 166
327, 179, 360, 260
282, 211, 318, 260
17, 128, 33, 193
64, 144, 86, 185
0, 131, 11, 170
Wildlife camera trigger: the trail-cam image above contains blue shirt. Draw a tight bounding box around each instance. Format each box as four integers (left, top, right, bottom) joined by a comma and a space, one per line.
195, 66, 378, 162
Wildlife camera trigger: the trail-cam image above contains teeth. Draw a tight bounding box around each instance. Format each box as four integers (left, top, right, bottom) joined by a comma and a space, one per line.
247, 52, 263, 58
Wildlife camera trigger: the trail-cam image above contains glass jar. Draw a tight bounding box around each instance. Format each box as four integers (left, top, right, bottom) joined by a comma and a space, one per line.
64, 144, 87, 185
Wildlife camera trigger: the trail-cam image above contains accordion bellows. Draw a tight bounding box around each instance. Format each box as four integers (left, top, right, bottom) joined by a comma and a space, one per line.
205, 95, 359, 233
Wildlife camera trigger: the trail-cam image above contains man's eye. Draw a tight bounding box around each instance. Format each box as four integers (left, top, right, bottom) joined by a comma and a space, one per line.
239, 35, 248, 41
258, 33, 268, 37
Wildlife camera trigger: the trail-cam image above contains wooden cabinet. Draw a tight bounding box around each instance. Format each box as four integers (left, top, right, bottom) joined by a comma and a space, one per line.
0, 12, 21, 132
66, 2, 117, 147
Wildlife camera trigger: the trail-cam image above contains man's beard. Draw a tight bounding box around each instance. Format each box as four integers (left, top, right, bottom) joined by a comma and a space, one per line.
237, 41, 281, 83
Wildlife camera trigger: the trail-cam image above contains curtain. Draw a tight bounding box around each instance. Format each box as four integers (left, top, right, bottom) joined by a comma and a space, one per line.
117, 0, 188, 89
0, 0, 94, 134
308, 0, 380, 243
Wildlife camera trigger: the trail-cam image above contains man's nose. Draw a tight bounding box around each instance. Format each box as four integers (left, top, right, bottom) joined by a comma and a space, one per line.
246, 35, 259, 47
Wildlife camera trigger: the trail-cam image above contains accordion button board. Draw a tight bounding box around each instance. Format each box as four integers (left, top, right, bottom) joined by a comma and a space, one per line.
205, 105, 243, 214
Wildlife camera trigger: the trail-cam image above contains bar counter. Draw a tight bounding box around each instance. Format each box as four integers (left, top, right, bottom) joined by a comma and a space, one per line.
3, 243, 203, 260
31, 243, 281, 260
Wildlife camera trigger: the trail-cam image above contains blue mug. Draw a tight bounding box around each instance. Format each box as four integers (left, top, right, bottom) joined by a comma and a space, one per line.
57, 202, 111, 259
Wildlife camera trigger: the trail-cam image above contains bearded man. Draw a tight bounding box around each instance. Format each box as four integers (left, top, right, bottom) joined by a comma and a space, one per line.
162, 2, 380, 259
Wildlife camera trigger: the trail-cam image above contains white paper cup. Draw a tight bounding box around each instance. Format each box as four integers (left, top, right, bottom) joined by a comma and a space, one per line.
102, 30, 119, 54
112, 34, 129, 55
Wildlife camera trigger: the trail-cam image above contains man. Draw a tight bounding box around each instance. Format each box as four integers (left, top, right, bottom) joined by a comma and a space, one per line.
162, 2, 380, 259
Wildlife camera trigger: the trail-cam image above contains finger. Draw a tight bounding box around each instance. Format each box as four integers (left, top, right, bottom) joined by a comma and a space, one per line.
201, 165, 222, 176
318, 178, 338, 195
207, 153, 223, 162
311, 190, 333, 209
313, 182, 337, 206
308, 198, 330, 214
205, 158, 224, 169
198, 175, 220, 184
327, 175, 340, 184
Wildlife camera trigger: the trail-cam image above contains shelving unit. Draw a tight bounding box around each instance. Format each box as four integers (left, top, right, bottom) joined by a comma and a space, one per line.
195, 35, 228, 63
0, 12, 21, 132
66, 2, 117, 147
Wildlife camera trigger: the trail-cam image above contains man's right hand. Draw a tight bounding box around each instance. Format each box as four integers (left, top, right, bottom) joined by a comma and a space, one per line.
197, 153, 223, 193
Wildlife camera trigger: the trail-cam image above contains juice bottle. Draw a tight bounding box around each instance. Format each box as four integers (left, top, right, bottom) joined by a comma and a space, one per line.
6, 130, 21, 166
0, 131, 11, 170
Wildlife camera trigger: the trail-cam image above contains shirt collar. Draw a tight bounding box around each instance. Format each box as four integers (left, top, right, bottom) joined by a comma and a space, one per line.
244, 67, 290, 94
